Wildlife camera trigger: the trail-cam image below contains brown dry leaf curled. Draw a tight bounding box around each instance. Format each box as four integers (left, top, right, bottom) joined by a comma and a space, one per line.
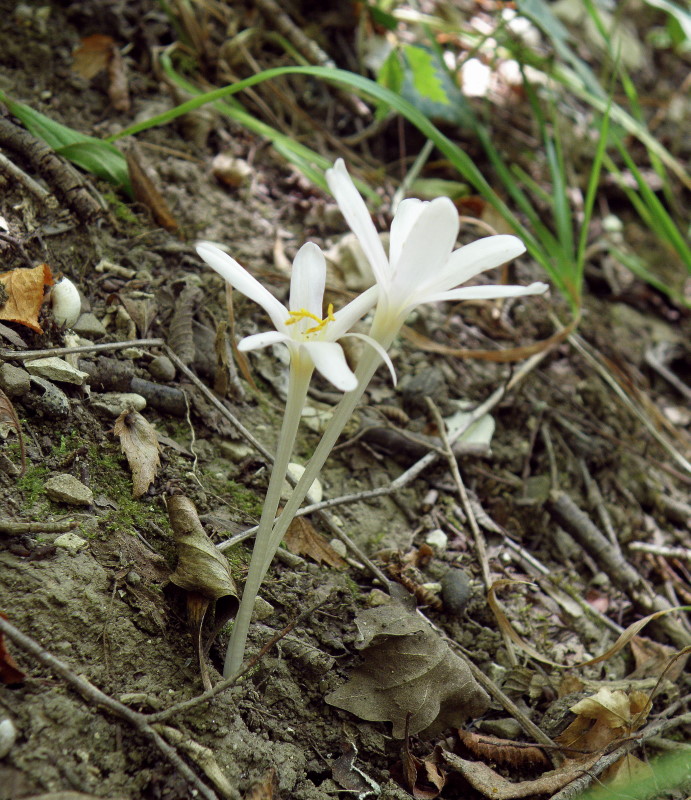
284, 516, 347, 569
325, 602, 489, 738
0, 263, 53, 333
113, 410, 161, 497
167, 496, 239, 689
0, 387, 25, 475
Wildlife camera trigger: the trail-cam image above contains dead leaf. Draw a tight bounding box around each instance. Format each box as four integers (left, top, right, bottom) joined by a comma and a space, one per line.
243, 768, 277, 800
556, 688, 651, 754
126, 148, 179, 233
0, 387, 25, 475
113, 410, 161, 497
0, 263, 53, 333
331, 741, 380, 795
72, 34, 114, 79
325, 602, 489, 738
629, 635, 688, 680
72, 35, 130, 112
602, 752, 653, 787
456, 729, 551, 771
284, 516, 347, 569
0, 614, 26, 685
167, 496, 238, 686
399, 715, 446, 799
439, 749, 600, 799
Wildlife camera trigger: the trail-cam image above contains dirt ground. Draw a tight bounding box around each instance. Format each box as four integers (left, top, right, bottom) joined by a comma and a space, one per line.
0, 2, 690, 799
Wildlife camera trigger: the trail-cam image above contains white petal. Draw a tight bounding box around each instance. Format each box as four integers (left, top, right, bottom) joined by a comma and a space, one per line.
343, 332, 397, 386
389, 198, 426, 267
329, 285, 379, 339
290, 242, 326, 318
302, 341, 358, 392
196, 242, 288, 331
326, 160, 390, 288
434, 235, 527, 293
423, 281, 549, 304
238, 331, 292, 351
391, 197, 459, 304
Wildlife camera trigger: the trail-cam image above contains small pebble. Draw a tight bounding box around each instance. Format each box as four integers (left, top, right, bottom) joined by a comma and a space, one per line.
252, 597, 274, 622
283, 463, 322, 504
90, 391, 147, 417
425, 528, 448, 552
0, 363, 30, 397
54, 532, 88, 554
440, 568, 472, 615
44, 474, 93, 506
148, 355, 176, 382
25, 357, 89, 385
28, 376, 70, 416
73, 312, 107, 339
50, 277, 81, 327
0, 718, 17, 758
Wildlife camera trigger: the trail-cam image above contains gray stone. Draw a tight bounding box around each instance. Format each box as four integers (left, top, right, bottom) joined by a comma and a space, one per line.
90, 392, 146, 417
0, 718, 17, 758
148, 355, 175, 382
44, 474, 93, 506
0, 363, 30, 397
478, 717, 523, 739
25, 357, 89, 385
29, 376, 70, 417
73, 312, 107, 339
54, 532, 88, 554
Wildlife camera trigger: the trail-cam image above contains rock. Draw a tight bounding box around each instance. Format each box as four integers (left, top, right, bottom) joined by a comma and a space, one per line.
73, 312, 107, 339
0, 718, 17, 758
28, 376, 70, 417
25, 357, 89, 385
212, 154, 253, 188
54, 532, 88, 554
252, 597, 274, 622
50, 277, 81, 327
148, 355, 176, 382
478, 717, 523, 739
0, 363, 30, 397
441, 568, 472, 615
44, 474, 93, 506
283, 463, 322, 504
425, 528, 448, 552
219, 441, 254, 461
90, 391, 147, 417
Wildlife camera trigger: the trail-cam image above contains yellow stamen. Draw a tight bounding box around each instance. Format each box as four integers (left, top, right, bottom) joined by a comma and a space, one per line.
285, 306, 336, 335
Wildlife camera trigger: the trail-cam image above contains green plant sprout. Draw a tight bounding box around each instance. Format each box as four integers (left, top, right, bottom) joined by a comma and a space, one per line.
199, 159, 547, 677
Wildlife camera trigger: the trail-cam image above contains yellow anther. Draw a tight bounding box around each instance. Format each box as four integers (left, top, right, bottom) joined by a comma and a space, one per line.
285, 306, 336, 336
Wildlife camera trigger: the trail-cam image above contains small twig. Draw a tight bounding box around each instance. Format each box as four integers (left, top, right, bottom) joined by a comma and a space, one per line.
0, 518, 79, 535
546, 490, 691, 649
148, 593, 332, 723
0, 150, 54, 204
579, 458, 620, 553
629, 542, 691, 563
0, 615, 220, 800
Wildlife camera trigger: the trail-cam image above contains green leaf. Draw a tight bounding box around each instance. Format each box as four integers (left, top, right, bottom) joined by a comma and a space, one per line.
402, 44, 449, 105
0, 90, 132, 195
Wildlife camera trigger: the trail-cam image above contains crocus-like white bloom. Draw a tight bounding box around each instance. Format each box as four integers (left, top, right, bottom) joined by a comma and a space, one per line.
325, 159, 548, 329
196, 241, 379, 392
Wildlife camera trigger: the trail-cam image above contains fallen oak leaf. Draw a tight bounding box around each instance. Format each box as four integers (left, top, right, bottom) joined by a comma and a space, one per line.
113, 409, 161, 497
284, 516, 347, 569
325, 601, 489, 738
0, 263, 53, 333
399, 714, 446, 799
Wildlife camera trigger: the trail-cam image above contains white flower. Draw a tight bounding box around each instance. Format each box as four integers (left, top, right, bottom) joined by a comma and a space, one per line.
325, 159, 548, 326
196, 241, 379, 392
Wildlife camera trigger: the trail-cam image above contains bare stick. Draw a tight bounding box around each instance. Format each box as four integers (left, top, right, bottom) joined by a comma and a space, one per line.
0, 616, 220, 800
0, 519, 79, 535
629, 542, 691, 562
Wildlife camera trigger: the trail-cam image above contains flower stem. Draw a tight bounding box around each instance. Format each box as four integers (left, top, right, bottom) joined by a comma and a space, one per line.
258, 314, 399, 587
224, 356, 313, 677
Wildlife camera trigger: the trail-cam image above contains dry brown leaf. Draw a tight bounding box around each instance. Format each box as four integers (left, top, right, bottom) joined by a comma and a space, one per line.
167, 496, 239, 688
0, 613, 26, 685
629, 635, 688, 680
400, 716, 446, 799
401, 315, 577, 362
0, 387, 25, 475
556, 688, 651, 754
0, 263, 53, 333
602, 753, 653, 787
243, 768, 277, 800
72, 34, 114, 79
325, 602, 489, 738
113, 410, 161, 497
126, 149, 179, 233
284, 516, 347, 569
